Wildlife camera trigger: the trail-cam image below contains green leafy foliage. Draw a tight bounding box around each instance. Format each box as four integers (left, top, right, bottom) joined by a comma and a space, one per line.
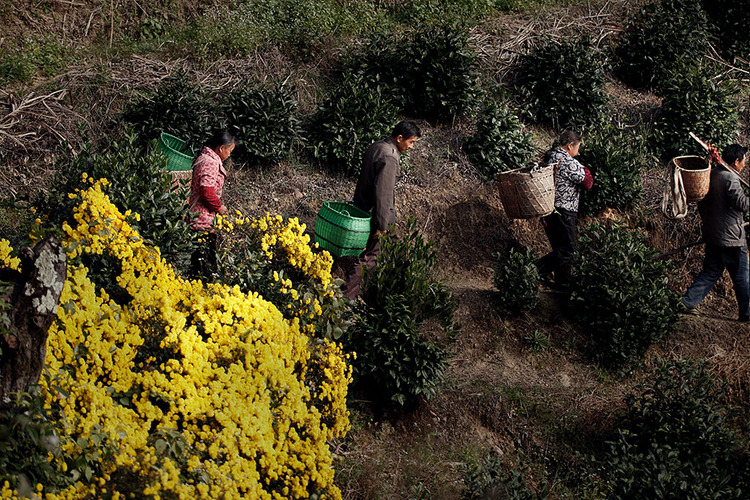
571, 222, 679, 368
121, 72, 218, 150
345, 218, 457, 407
223, 82, 302, 166
701, 0, 750, 62
653, 62, 740, 160
309, 73, 399, 176
462, 454, 547, 499
576, 124, 643, 216
0, 37, 69, 85
343, 24, 479, 123
464, 102, 536, 180
391, 0, 496, 26
492, 246, 540, 314
614, 0, 712, 91
515, 37, 608, 129
605, 359, 749, 498
35, 130, 198, 275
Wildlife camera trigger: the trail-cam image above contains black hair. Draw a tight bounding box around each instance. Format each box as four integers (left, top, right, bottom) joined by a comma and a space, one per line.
205, 130, 236, 150
543, 129, 582, 164
554, 129, 581, 148
392, 121, 421, 140
722, 144, 748, 166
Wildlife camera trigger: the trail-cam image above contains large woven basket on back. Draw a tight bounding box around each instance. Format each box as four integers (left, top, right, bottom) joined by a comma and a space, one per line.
497, 164, 555, 219
314, 202, 372, 257
670, 155, 710, 202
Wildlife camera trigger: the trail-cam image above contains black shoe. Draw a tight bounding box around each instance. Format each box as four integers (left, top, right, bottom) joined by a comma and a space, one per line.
678, 300, 700, 316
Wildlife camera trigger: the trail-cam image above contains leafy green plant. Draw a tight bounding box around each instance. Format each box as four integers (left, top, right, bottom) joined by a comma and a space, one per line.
653, 62, 740, 160
576, 124, 643, 216
345, 218, 457, 407
515, 37, 608, 129
121, 72, 218, 150
492, 247, 540, 314
701, 0, 750, 62
343, 24, 478, 123
614, 0, 712, 91
524, 330, 549, 353
223, 82, 302, 166
309, 73, 399, 176
35, 130, 198, 275
464, 102, 536, 180
605, 359, 749, 498
571, 222, 679, 368
462, 454, 547, 500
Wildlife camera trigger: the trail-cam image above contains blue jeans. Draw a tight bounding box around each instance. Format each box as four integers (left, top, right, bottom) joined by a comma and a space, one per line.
682, 244, 750, 318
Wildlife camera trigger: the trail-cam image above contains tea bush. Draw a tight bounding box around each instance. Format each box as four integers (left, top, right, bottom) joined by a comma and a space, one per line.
121, 72, 217, 149
576, 124, 643, 216
309, 73, 399, 176
492, 246, 540, 314
614, 0, 712, 91
571, 222, 679, 368
605, 359, 749, 498
345, 218, 457, 407
223, 82, 302, 166
1, 182, 353, 498
462, 454, 547, 500
515, 37, 608, 129
653, 62, 740, 160
464, 102, 536, 180
701, 0, 750, 62
343, 25, 478, 123
35, 131, 197, 274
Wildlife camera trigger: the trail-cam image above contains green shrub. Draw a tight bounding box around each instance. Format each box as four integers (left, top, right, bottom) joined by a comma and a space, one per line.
309, 73, 399, 176
121, 72, 217, 150
571, 222, 679, 368
653, 62, 740, 160
701, 0, 750, 62
605, 359, 749, 498
464, 102, 536, 180
345, 218, 456, 407
223, 82, 302, 166
614, 0, 712, 91
492, 247, 540, 314
576, 124, 643, 216
462, 454, 547, 500
391, 0, 496, 26
343, 25, 478, 123
36, 131, 197, 275
515, 37, 608, 129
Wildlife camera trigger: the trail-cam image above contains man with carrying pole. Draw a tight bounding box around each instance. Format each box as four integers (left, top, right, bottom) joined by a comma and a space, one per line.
680, 142, 750, 322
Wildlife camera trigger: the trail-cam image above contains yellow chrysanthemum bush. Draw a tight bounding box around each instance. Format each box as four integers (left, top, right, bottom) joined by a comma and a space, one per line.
214, 212, 352, 342
0, 180, 352, 499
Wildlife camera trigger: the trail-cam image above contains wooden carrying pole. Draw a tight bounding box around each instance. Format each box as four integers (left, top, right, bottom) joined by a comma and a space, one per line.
689, 132, 750, 190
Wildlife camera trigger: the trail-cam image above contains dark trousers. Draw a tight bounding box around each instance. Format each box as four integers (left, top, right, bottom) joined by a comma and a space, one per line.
341, 236, 381, 300
190, 231, 218, 281
536, 208, 577, 285
682, 244, 750, 319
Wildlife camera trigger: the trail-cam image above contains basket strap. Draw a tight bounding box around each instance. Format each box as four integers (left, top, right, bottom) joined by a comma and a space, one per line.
661, 159, 688, 219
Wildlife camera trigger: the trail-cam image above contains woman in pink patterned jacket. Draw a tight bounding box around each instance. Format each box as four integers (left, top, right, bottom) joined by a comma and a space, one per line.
188, 130, 235, 278
188, 130, 235, 230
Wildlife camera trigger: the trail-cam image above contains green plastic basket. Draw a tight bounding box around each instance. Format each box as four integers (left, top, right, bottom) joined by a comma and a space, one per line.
157, 132, 194, 172
314, 202, 372, 257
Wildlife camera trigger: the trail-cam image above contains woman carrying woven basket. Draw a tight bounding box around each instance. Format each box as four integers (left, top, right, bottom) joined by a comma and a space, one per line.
188, 129, 236, 278
536, 129, 593, 289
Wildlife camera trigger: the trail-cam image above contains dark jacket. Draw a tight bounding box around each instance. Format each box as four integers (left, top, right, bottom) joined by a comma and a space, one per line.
698, 166, 749, 247
352, 138, 401, 233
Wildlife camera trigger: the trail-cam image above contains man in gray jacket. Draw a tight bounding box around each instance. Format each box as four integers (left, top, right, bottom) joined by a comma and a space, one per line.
341, 121, 421, 300
681, 144, 750, 322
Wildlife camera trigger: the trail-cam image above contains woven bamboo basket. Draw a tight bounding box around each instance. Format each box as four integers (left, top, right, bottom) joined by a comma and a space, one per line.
497, 164, 555, 219
314, 202, 372, 257
672, 155, 710, 202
